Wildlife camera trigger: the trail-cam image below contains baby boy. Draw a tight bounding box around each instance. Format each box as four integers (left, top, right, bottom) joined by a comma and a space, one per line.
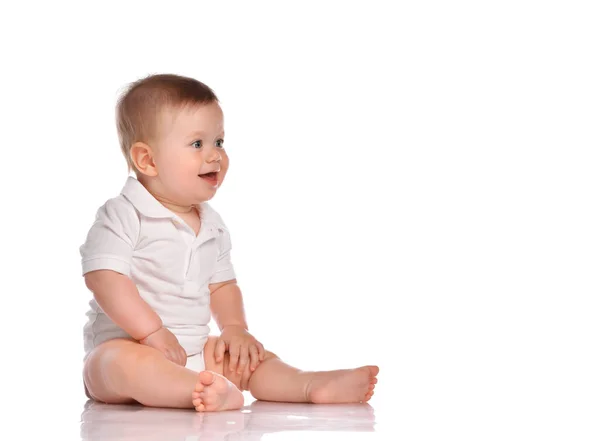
80, 73, 378, 411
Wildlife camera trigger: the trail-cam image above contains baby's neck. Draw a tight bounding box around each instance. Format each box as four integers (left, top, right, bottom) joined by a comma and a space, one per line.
138, 176, 200, 215
161, 201, 196, 214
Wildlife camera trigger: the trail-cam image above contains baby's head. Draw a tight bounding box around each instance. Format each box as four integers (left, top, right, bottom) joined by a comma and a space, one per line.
116, 73, 228, 207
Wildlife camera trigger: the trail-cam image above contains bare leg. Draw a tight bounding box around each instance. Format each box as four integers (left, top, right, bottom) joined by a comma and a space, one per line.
202, 338, 379, 404
248, 358, 379, 403
83, 338, 243, 411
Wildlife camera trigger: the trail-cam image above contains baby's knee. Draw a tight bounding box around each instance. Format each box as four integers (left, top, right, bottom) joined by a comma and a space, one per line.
95, 339, 148, 371
224, 349, 278, 391
83, 339, 140, 404
264, 350, 277, 361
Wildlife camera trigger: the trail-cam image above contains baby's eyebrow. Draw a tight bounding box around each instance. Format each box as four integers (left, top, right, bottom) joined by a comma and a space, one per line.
188, 130, 225, 139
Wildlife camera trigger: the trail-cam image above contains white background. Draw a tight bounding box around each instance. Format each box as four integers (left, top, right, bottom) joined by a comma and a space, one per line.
1, 1, 598, 439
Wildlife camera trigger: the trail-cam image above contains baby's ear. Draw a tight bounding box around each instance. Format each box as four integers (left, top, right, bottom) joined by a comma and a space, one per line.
130, 142, 158, 177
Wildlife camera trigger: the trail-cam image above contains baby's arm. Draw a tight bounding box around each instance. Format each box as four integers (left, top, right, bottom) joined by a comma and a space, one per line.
209, 279, 247, 330
206, 222, 264, 372
81, 197, 186, 365
85, 269, 162, 340
85, 270, 187, 365
210, 280, 265, 373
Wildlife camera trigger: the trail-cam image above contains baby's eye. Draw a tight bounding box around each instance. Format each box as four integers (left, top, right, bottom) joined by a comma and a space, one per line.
216, 139, 225, 148
192, 140, 202, 149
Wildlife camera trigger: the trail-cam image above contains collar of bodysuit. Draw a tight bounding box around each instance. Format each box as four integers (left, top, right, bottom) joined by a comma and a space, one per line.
120, 176, 218, 226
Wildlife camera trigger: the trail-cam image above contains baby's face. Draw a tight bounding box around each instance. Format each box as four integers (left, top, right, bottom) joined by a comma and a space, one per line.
151, 101, 229, 205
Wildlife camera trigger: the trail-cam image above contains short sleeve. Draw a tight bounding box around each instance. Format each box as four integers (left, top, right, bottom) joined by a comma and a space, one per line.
209, 227, 236, 284
79, 197, 140, 277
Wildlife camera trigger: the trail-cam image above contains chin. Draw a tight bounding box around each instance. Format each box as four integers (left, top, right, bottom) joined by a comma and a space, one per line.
199, 192, 215, 202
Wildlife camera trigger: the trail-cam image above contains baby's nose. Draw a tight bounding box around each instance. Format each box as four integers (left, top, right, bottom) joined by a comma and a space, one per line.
206, 147, 222, 162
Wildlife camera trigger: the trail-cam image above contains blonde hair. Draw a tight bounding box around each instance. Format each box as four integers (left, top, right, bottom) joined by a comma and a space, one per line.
115, 73, 219, 172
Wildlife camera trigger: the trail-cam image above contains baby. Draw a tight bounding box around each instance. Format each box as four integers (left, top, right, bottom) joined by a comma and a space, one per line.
80, 73, 379, 411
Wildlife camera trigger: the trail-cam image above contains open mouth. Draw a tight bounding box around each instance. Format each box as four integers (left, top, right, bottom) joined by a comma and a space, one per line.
199, 172, 218, 184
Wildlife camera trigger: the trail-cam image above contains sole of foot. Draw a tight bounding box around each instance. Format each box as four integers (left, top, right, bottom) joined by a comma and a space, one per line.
191, 371, 244, 412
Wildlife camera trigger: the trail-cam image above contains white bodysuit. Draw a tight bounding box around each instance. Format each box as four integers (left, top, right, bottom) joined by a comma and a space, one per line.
80, 176, 236, 365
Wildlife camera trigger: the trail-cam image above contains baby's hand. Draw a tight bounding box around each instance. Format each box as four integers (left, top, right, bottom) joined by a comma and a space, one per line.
140, 327, 187, 367
215, 325, 265, 374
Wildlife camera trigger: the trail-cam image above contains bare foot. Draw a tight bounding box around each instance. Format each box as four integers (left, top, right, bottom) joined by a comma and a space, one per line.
307, 365, 379, 404
191, 371, 244, 412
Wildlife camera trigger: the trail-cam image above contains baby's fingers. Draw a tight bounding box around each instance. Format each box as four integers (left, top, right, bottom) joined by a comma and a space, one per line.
249, 345, 260, 371
237, 345, 250, 374
229, 344, 240, 372
165, 348, 184, 366
178, 347, 187, 366
215, 339, 226, 363
257, 341, 266, 361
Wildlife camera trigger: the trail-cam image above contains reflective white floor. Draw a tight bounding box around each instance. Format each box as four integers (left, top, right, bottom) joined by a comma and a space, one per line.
79, 393, 382, 441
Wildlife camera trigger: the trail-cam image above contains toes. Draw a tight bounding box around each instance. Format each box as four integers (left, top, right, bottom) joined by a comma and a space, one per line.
194, 382, 205, 393
368, 365, 379, 377
202, 395, 215, 406
360, 392, 373, 403
199, 371, 215, 386
195, 402, 205, 412
192, 398, 203, 407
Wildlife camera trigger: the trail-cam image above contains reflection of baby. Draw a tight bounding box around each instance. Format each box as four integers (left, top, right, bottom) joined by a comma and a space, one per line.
80, 400, 376, 441
81, 74, 378, 411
